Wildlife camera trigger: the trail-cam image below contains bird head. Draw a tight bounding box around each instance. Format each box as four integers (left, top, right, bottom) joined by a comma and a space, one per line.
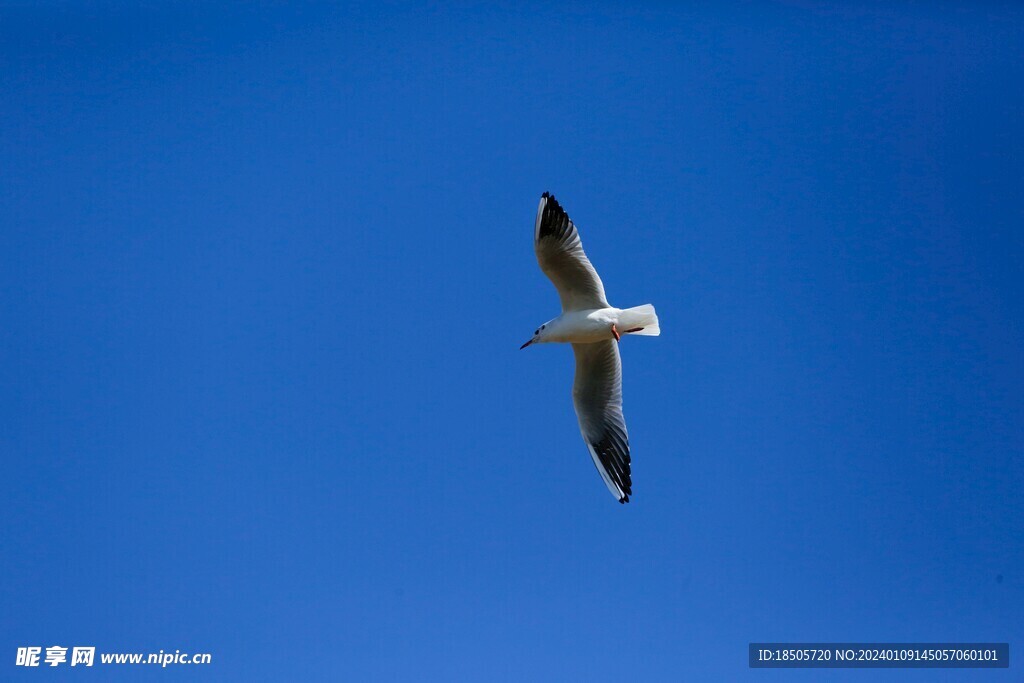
520, 322, 550, 349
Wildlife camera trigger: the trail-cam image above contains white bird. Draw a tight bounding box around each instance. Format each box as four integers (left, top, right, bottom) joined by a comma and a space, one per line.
521, 193, 660, 503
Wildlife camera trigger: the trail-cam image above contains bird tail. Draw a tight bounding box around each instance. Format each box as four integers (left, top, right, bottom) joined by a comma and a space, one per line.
620, 304, 660, 336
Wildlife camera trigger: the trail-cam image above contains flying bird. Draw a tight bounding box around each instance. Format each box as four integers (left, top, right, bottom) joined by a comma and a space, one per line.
521, 193, 660, 503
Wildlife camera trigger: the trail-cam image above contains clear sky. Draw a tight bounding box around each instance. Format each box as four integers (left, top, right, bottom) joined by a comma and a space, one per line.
2, 2, 1022, 680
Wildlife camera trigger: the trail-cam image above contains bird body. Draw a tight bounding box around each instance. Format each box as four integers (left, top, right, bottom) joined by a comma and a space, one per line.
522, 192, 660, 503
531, 306, 661, 345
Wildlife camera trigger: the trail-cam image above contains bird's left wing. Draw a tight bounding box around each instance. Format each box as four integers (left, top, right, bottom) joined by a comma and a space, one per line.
572, 340, 631, 503
534, 193, 610, 312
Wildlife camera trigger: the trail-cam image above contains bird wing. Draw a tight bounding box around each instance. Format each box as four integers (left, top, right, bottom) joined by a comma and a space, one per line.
534, 193, 610, 312
572, 340, 631, 503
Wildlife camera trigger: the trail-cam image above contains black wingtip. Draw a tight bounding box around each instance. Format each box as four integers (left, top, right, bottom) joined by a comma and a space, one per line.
537, 193, 571, 241
541, 191, 563, 210
542, 192, 561, 209
589, 429, 632, 505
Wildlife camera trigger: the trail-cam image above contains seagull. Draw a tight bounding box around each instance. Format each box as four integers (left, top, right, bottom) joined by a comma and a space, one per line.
521, 193, 660, 503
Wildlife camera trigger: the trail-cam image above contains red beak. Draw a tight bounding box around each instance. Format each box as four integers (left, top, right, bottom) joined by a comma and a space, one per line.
520, 339, 533, 350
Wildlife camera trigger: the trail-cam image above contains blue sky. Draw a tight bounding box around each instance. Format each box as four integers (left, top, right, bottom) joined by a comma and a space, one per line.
2, 2, 1022, 680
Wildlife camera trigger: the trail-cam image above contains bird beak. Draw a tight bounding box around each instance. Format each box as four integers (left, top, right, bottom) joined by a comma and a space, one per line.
520, 339, 533, 350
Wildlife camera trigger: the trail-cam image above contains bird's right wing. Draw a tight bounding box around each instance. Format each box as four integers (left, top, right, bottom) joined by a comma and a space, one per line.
572, 340, 631, 503
534, 193, 610, 312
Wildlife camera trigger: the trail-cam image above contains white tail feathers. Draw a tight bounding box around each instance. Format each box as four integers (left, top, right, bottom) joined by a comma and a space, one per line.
620, 304, 660, 336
